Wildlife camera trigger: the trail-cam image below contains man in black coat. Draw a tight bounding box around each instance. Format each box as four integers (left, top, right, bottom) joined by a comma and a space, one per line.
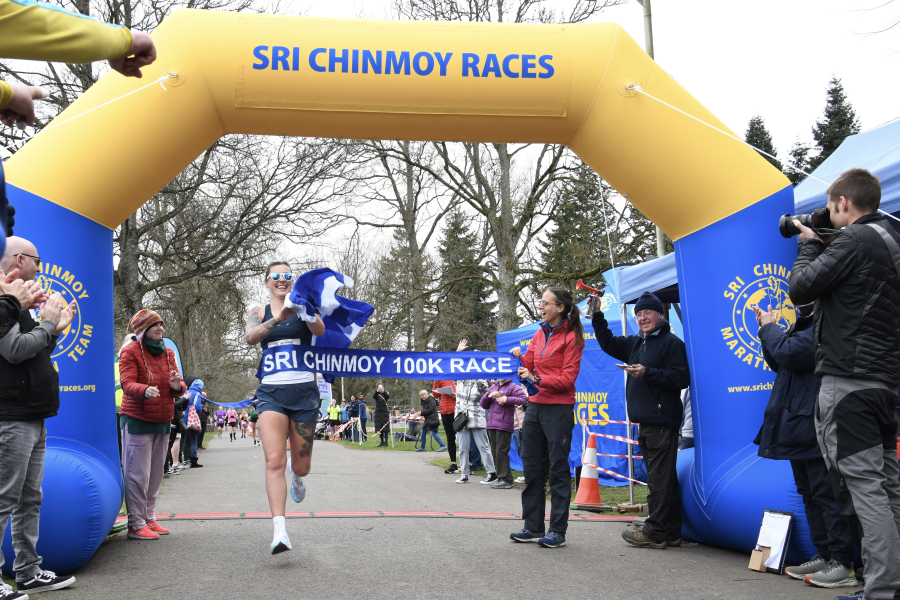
592, 291, 690, 549
753, 303, 856, 588
789, 169, 900, 600
373, 384, 391, 447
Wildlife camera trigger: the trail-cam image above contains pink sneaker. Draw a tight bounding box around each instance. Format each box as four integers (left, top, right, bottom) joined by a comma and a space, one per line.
127, 526, 160, 540
146, 521, 169, 535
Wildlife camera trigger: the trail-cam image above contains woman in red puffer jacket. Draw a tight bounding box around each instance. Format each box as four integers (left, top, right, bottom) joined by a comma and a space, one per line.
508, 287, 584, 549
119, 309, 185, 541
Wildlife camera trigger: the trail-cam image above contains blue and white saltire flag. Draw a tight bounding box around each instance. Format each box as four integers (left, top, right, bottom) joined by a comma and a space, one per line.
284, 268, 374, 349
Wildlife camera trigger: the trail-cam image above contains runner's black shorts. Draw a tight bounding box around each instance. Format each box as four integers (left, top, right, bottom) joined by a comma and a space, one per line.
256, 381, 322, 424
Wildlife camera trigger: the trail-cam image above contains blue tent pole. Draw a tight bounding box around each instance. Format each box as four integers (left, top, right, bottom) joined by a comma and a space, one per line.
622, 303, 635, 506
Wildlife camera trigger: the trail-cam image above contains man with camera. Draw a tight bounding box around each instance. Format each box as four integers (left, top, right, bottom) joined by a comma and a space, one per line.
789, 168, 900, 600
753, 302, 856, 589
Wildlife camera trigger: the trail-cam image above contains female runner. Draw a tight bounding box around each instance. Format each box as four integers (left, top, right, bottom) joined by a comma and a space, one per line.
249, 402, 260, 446
226, 408, 238, 441
245, 261, 325, 554
215, 407, 226, 438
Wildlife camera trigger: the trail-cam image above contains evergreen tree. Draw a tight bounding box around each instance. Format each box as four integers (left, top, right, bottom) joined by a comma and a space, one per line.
540, 163, 611, 301
537, 162, 658, 307
784, 140, 812, 187
744, 116, 782, 171
808, 77, 861, 171
432, 209, 496, 352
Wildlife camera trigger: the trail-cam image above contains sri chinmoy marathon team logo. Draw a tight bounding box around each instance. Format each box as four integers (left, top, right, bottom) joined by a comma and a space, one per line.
35, 261, 92, 371
721, 264, 795, 370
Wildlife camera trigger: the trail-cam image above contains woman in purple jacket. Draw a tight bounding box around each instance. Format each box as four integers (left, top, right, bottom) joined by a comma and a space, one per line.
481, 379, 528, 489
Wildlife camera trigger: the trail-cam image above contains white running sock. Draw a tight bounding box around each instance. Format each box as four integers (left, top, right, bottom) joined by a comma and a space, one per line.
271, 516, 291, 552
273, 515, 286, 536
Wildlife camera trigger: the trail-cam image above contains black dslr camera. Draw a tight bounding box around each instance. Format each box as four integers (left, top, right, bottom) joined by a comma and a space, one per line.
778, 207, 836, 238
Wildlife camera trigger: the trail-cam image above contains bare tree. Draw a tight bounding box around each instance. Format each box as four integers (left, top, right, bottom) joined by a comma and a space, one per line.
344, 141, 456, 350
385, 0, 627, 332
0, 0, 266, 152
114, 134, 353, 325
154, 275, 260, 403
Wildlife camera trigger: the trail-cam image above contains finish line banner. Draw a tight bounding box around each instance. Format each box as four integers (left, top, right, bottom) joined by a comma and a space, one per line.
257, 345, 522, 379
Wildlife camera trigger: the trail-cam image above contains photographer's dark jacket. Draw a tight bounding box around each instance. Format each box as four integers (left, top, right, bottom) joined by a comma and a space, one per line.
753, 314, 821, 460
592, 313, 690, 429
789, 213, 900, 386
0, 305, 60, 421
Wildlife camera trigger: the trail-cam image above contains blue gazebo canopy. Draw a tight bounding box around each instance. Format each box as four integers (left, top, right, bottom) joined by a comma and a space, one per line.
794, 118, 900, 223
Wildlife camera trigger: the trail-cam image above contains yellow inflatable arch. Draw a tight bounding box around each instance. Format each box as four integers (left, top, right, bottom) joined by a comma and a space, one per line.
9, 10, 785, 236
3, 11, 807, 572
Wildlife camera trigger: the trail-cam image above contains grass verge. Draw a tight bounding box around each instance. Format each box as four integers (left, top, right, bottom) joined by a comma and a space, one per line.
330, 424, 454, 452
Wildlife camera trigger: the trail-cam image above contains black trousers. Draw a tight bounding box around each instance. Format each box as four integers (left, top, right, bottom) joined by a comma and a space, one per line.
165, 428, 178, 471
638, 425, 682, 543
375, 419, 389, 444
521, 403, 573, 535
441, 413, 458, 464
198, 419, 207, 446
361, 418, 367, 441
791, 457, 854, 565
488, 429, 512, 482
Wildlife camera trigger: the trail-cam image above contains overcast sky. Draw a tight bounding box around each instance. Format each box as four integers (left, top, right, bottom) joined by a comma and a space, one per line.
291, 0, 900, 161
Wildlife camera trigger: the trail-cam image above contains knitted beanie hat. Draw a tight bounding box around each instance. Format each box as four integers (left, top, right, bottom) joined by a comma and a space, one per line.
634, 291, 664, 315
129, 309, 163, 341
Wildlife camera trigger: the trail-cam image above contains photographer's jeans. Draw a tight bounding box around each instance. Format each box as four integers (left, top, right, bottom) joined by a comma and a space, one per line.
816, 375, 900, 600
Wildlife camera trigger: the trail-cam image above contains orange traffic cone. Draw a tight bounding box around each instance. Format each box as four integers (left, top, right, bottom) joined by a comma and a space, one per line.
570, 433, 604, 510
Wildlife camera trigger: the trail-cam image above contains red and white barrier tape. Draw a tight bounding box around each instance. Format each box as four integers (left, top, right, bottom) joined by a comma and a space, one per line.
595, 467, 647, 486
335, 418, 359, 433
581, 444, 646, 485
597, 453, 644, 459
590, 432, 639, 445
584, 419, 640, 426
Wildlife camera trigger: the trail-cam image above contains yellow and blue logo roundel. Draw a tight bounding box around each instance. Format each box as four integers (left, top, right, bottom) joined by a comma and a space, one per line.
721, 264, 796, 370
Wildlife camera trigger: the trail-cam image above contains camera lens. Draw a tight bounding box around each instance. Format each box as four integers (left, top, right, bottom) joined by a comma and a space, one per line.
779, 214, 800, 238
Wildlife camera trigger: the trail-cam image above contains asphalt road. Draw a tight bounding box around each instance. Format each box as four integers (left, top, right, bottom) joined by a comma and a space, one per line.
46, 434, 839, 600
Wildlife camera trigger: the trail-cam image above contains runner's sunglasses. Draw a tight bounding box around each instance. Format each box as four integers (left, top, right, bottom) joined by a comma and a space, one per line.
266, 273, 295, 282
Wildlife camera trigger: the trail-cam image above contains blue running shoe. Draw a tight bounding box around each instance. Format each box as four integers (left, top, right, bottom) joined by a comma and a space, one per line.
834, 592, 866, 600
510, 528, 545, 543
538, 532, 567, 548
290, 474, 306, 503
